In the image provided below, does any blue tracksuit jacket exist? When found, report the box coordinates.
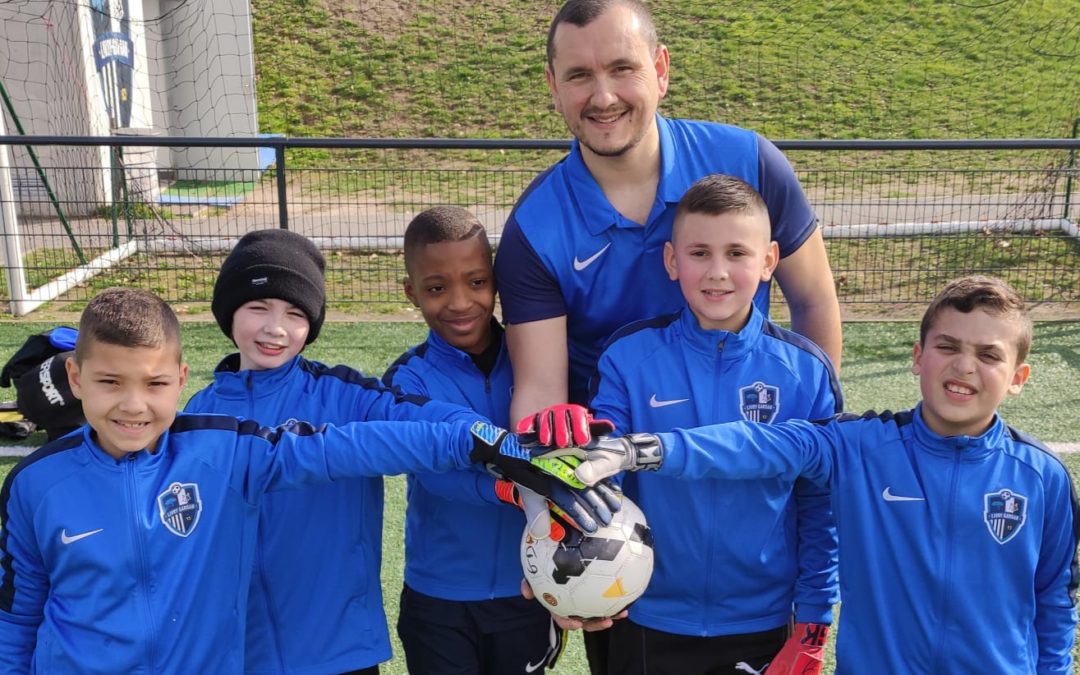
[184,355,478,673]
[383,324,527,600]
[655,406,1080,674]
[590,306,841,635]
[0,414,482,674]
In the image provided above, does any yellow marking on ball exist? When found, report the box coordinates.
[603,578,627,598]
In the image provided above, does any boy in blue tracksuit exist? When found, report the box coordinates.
[183,229,614,674]
[384,206,581,674]
[0,287,559,673]
[587,175,840,675]
[568,275,1080,675]
[183,229,483,674]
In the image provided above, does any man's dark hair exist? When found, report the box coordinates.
[403,206,491,274]
[547,0,657,70]
[920,275,1033,363]
[75,288,181,363]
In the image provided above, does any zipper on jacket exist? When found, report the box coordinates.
[481,366,504,595]
[931,449,963,671]
[127,455,158,669]
[700,343,724,633]
[244,369,288,670]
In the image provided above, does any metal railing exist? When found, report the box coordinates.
[1,135,1078,317]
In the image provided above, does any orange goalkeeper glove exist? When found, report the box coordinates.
[764,622,829,675]
[495,479,578,541]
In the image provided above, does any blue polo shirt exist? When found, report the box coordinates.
[495,114,817,403]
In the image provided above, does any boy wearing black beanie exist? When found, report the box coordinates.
[186,229,489,674]
[211,228,326,346]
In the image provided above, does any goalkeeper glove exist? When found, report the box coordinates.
[534,433,664,486]
[764,622,830,675]
[495,480,577,541]
[516,403,615,448]
[472,422,621,532]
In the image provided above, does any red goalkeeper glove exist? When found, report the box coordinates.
[764,622,830,675]
[495,479,578,541]
[516,403,615,448]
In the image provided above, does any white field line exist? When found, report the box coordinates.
[1,442,1079,458]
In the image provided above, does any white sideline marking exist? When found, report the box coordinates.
[1,442,1079,458]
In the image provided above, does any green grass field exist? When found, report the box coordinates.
[254,0,1079,151]
[0,319,1078,672]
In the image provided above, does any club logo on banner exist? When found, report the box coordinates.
[739,381,779,423]
[157,482,202,537]
[983,488,1027,544]
[90,0,134,128]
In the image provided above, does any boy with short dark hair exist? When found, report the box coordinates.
[385,206,593,673]
[0,287,578,673]
[568,275,1080,674]
[586,174,841,674]
[184,229,614,674]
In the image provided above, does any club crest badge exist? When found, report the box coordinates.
[983,489,1027,544]
[157,482,202,537]
[739,381,780,423]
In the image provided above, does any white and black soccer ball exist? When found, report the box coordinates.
[521,495,654,619]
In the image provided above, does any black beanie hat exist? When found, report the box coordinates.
[212,229,326,344]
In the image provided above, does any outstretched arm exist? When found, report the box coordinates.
[565,419,839,487]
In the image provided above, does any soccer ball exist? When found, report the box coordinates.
[521,496,654,619]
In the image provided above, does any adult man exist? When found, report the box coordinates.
[493,0,844,669]
[495,0,841,416]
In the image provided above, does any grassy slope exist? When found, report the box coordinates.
[252,0,1080,155]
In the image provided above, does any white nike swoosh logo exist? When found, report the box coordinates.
[649,394,689,408]
[573,243,611,271]
[882,487,925,502]
[525,660,545,673]
[61,528,104,545]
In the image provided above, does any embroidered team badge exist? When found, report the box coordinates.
[983,488,1027,544]
[157,482,202,537]
[739,381,780,423]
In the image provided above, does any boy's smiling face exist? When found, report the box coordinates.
[912,306,1030,437]
[404,236,495,355]
[663,208,778,332]
[232,298,311,371]
[66,341,187,460]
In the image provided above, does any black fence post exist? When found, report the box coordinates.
[275,143,288,230]
[1065,117,1078,222]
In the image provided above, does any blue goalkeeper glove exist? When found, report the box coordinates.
[471,422,620,532]
[495,480,579,541]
